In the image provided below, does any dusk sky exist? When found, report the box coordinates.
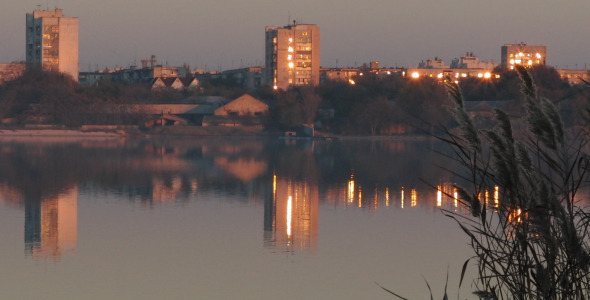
[2,0,589,71]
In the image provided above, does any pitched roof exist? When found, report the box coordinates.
[179,77,198,87]
[150,77,198,89]
[214,94,269,116]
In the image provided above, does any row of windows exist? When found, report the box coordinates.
[44,25,59,33]
[296,54,312,60]
[43,49,58,57]
[27,49,41,56]
[297,46,312,51]
[288,78,311,84]
[42,33,59,41]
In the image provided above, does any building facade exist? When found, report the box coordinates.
[220,67,263,90]
[418,57,448,69]
[265,23,320,90]
[26,9,79,81]
[556,69,590,85]
[450,52,497,69]
[501,43,546,69]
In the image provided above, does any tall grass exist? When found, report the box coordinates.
[438,65,590,299]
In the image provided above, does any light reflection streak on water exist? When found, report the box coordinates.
[437,186,442,207]
[400,187,405,209]
[494,186,500,208]
[286,195,292,239]
[385,187,390,207]
[453,188,458,209]
[347,175,355,203]
[410,189,417,207]
[358,187,362,208]
[191,180,198,193]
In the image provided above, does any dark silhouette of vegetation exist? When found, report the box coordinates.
[268,86,321,129]
[438,65,590,299]
[381,67,590,299]
[1,67,588,136]
[315,75,452,134]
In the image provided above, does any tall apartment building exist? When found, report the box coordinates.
[501,43,546,70]
[26,9,79,81]
[265,23,320,90]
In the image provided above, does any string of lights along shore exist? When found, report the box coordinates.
[0,8,589,87]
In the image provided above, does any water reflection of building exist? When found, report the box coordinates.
[152,176,183,203]
[25,187,78,259]
[264,176,318,252]
[214,157,268,182]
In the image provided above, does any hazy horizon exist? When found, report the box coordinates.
[2,0,589,71]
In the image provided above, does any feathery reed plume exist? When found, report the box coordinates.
[439,66,590,299]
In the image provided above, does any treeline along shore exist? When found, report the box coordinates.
[0,66,588,137]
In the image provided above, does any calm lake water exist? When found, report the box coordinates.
[0,136,475,299]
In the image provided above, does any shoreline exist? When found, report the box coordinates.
[0,127,434,142]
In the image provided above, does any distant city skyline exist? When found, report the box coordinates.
[1,0,590,71]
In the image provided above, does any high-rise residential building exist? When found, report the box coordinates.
[26,9,79,81]
[501,43,546,70]
[265,23,320,90]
